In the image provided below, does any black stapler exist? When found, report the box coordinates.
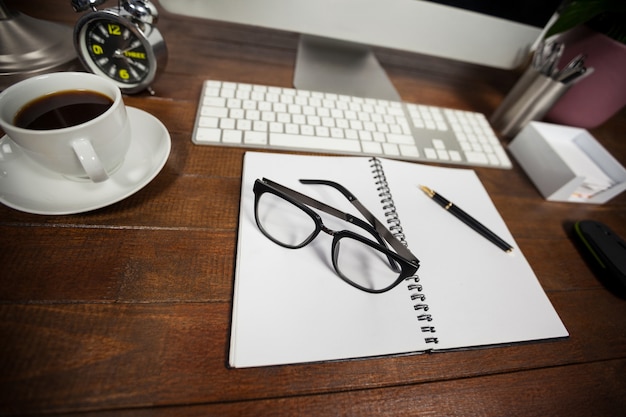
[574,220,626,294]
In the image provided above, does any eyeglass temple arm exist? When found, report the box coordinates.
[300,179,418,263]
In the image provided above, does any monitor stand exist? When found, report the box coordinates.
[293,35,401,102]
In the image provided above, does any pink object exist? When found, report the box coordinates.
[544,25,626,129]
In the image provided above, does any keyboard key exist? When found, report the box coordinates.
[449,150,462,162]
[196,127,221,143]
[227,98,242,108]
[361,141,383,154]
[432,139,446,149]
[270,133,361,152]
[203,97,226,107]
[301,125,315,136]
[399,145,419,157]
[424,148,438,159]
[253,121,268,132]
[220,118,236,129]
[201,106,228,118]
[330,128,344,139]
[382,143,400,156]
[386,134,415,145]
[223,129,242,143]
[285,124,299,134]
[465,152,489,164]
[269,122,283,133]
[358,131,373,141]
[244,131,268,145]
[488,154,501,166]
[237,119,252,131]
[345,129,359,140]
[198,116,219,128]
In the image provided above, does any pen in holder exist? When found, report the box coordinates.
[490,40,593,139]
[490,67,570,139]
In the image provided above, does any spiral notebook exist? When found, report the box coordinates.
[230,152,568,368]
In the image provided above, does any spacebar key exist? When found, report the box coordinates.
[270,133,361,152]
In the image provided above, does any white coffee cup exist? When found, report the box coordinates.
[0,72,131,182]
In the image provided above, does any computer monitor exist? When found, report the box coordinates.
[159,0,562,100]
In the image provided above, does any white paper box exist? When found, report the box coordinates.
[508,121,626,204]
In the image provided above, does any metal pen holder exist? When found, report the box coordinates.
[490,67,571,139]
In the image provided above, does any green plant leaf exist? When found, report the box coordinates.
[545,0,626,40]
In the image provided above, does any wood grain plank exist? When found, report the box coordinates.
[0,229,235,302]
[1,288,625,414]
[55,360,626,417]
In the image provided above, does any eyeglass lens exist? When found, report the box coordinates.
[256,192,317,247]
[333,235,403,291]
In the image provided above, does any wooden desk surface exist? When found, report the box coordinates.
[2,1,626,415]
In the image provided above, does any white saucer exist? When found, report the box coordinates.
[0,107,171,215]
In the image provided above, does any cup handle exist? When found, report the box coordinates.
[71,139,109,182]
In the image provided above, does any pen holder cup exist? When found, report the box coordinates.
[490,67,571,139]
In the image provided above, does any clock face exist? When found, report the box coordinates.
[74,9,167,94]
[82,17,151,86]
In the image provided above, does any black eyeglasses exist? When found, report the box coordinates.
[253,178,420,293]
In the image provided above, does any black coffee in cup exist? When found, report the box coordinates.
[14,90,114,130]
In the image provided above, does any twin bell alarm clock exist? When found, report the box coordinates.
[71,0,167,94]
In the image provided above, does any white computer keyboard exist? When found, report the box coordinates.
[192,80,512,169]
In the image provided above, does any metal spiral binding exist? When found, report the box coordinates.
[406,274,436,342]
[369,157,407,245]
[417,314,433,322]
[369,157,437,345]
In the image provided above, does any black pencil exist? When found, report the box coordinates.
[419,185,514,253]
